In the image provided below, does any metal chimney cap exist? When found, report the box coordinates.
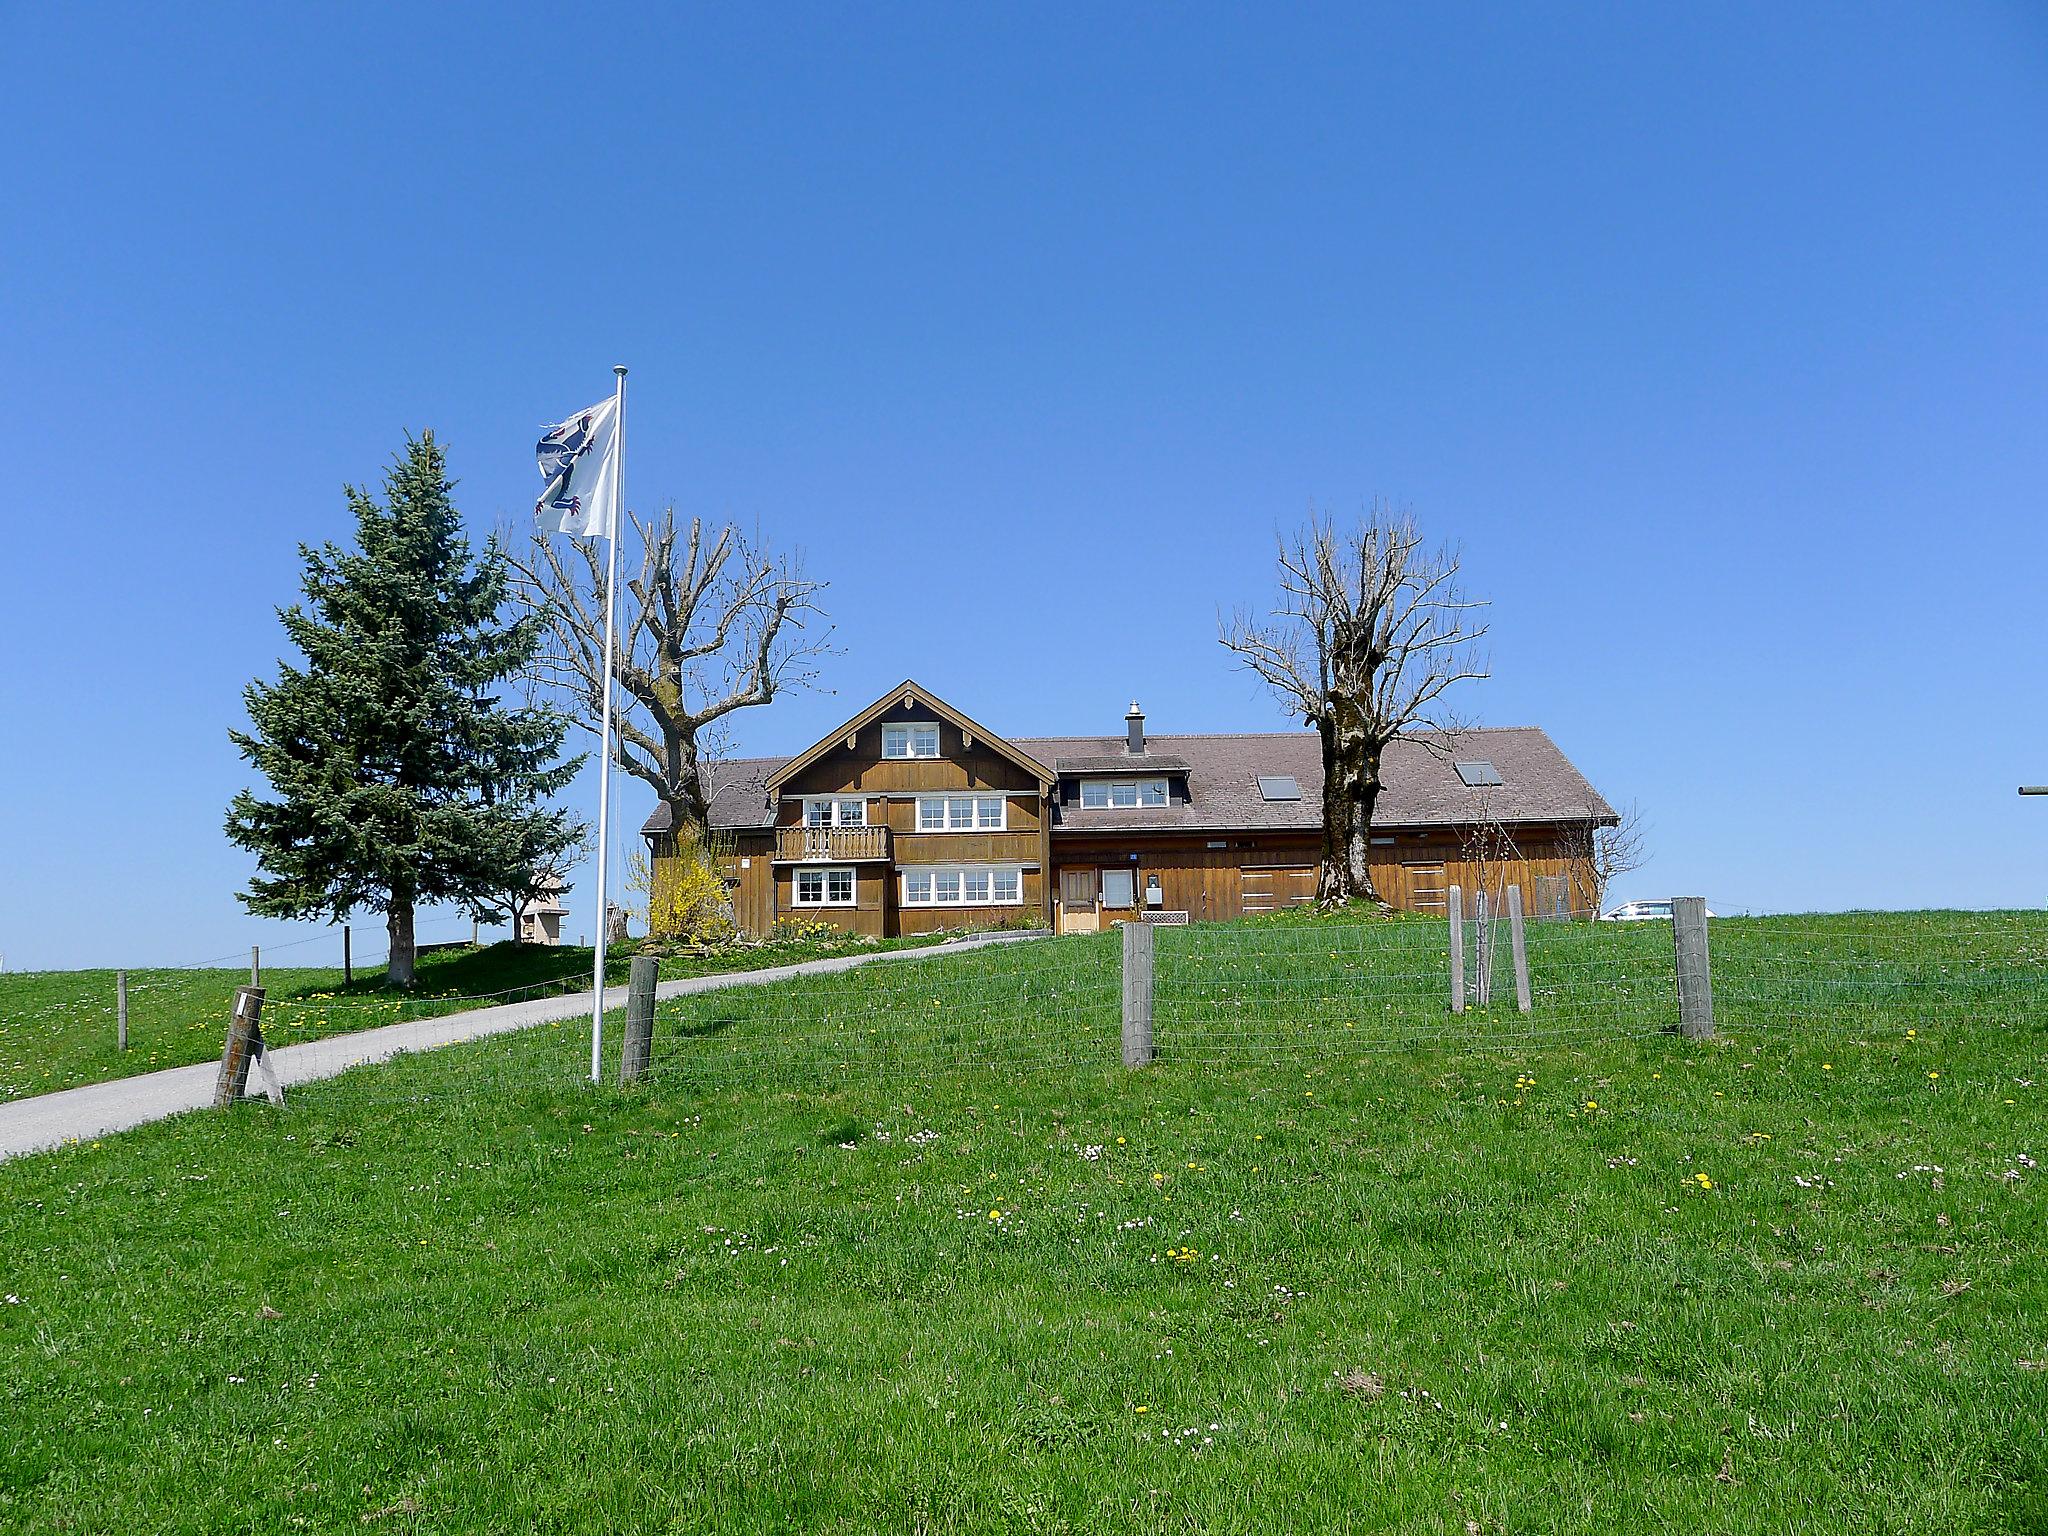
[1126,700,1144,717]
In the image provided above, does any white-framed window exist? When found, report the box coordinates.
[1100,868,1136,908]
[882,722,941,759]
[794,866,856,906]
[802,796,866,827]
[901,865,1025,907]
[1079,778,1169,809]
[914,794,1006,831]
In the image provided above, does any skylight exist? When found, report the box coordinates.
[1454,760,1504,787]
[1256,775,1301,801]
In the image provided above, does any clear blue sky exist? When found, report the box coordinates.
[3,3,2045,971]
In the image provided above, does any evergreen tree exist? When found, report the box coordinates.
[227,434,585,984]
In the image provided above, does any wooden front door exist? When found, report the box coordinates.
[1058,868,1099,934]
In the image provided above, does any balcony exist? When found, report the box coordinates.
[774,824,892,863]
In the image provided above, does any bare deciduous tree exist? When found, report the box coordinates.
[516,508,831,847]
[1562,800,1647,918]
[1222,509,1488,907]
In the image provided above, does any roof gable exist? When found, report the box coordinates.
[763,680,1054,793]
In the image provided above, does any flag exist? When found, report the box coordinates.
[534,395,620,539]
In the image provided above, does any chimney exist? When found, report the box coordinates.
[1125,700,1145,755]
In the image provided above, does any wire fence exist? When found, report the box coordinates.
[20,907,2039,1122]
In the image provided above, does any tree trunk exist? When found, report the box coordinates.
[661,731,713,849]
[386,898,417,986]
[1317,706,1386,908]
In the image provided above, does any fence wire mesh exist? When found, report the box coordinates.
[12,910,2042,1125]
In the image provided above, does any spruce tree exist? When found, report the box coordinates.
[227,433,584,984]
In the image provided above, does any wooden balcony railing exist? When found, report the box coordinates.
[775,824,891,863]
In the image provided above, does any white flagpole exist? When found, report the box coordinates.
[589,364,627,1083]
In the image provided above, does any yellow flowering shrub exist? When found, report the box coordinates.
[630,833,736,947]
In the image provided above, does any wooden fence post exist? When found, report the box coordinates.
[1447,885,1466,1014]
[1672,896,1715,1040]
[250,946,260,987]
[1121,920,1155,1067]
[1506,884,1532,1014]
[214,986,267,1108]
[117,969,129,1051]
[1474,889,1493,1009]
[619,954,658,1084]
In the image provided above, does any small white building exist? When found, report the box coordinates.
[519,876,570,946]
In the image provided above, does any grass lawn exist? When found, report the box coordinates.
[0,930,996,1104]
[0,910,2043,1532]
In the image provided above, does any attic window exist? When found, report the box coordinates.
[1455,760,1504,787]
[1256,775,1301,801]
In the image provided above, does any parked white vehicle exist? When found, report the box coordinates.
[1601,899,1717,922]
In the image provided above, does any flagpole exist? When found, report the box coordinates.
[589,364,627,1083]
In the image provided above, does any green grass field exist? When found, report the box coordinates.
[1,910,2043,1533]
[0,931,976,1103]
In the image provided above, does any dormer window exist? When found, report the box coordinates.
[1080,777,1169,809]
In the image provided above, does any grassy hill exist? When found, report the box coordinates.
[0,930,970,1102]
[0,910,2042,1532]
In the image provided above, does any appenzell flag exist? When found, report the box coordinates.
[534,396,619,539]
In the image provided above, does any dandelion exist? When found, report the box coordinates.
[988,1210,1003,1222]
[1691,1173,1714,1190]
[1584,1100,1598,1111]
[1822,1063,1832,1070]
[1134,1405,1149,1414]
[1928,1072,1939,1081]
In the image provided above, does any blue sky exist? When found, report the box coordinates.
[3,3,2045,971]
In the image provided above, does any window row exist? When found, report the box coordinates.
[803,797,867,827]
[1079,777,1168,808]
[800,794,1008,830]
[916,794,1005,831]
[902,866,1023,907]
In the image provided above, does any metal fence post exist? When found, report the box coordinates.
[619,954,658,1084]
[1672,896,1715,1040]
[1506,884,1532,1013]
[1121,920,1155,1067]
[1447,885,1465,1014]
[251,946,261,987]
[214,986,266,1108]
[117,969,129,1051]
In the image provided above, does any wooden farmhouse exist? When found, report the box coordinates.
[641,680,1618,938]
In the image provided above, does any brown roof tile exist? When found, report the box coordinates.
[642,726,1613,837]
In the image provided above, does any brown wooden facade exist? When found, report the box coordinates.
[676,682,1607,939]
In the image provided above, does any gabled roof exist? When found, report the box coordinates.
[762,679,1053,793]
[643,724,1615,837]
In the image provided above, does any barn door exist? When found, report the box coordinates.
[1403,861,1448,914]
[1058,868,1099,934]
[1241,864,1315,912]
